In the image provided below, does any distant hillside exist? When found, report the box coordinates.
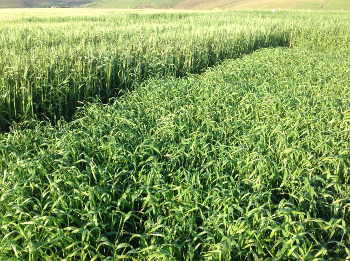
[0,0,349,10]
[0,0,95,8]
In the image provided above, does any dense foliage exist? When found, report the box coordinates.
[1,47,350,259]
[1,9,350,260]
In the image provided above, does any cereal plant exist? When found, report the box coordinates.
[0,9,350,260]
[1,47,350,259]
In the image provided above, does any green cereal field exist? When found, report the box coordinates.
[0,8,350,260]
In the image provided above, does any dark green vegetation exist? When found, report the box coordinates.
[1,47,350,260]
[1,9,350,260]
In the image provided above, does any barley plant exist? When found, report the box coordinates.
[1,45,350,259]
[1,8,350,261]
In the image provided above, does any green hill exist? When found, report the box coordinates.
[0,0,95,8]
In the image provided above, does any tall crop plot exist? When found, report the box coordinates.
[1,10,350,132]
[0,9,293,131]
[1,47,350,260]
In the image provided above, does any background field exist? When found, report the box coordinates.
[85,0,183,9]
[1,8,350,261]
[1,0,350,10]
